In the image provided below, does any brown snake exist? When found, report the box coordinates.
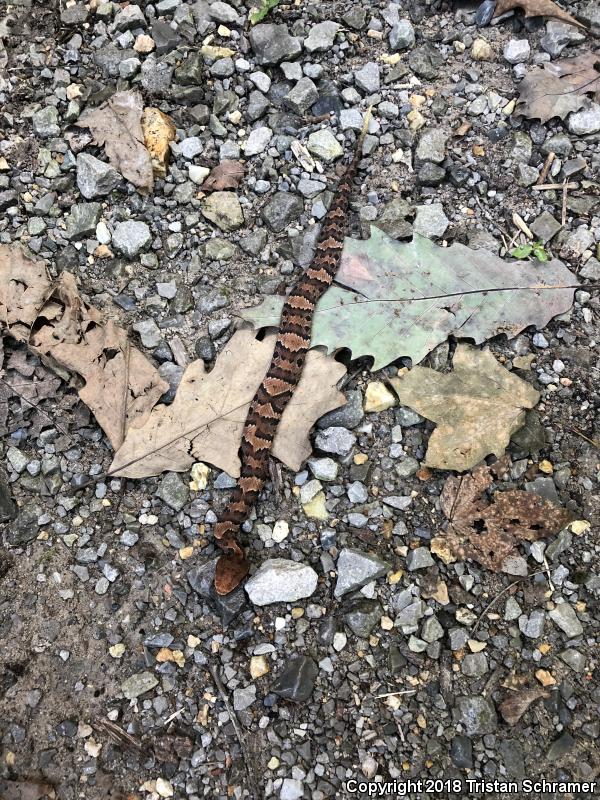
[213,109,371,595]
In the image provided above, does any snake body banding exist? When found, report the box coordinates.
[213,110,371,595]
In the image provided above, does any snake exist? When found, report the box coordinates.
[213,109,371,595]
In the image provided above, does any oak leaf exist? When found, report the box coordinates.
[434,463,573,573]
[76,90,154,192]
[499,687,549,725]
[242,227,578,370]
[391,345,540,471]
[0,244,167,449]
[517,49,600,123]
[494,0,587,29]
[202,160,245,191]
[0,779,55,800]
[110,328,347,479]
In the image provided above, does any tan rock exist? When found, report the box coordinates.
[407,109,426,131]
[430,536,456,564]
[472,38,492,61]
[468,639,487,653]
[190,462,210,490]
[535,669,556,687]
[430,580,449,605]
[250,655,270,679]
[303,491,327,519]
[134,34,155,54]
[364,381,396,413]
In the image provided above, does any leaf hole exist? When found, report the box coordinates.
[472,518,487,533]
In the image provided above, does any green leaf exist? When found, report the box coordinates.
[510,244,533,259]
[532,245,549,263]
[241,226,578,370]
[249,0,282,24]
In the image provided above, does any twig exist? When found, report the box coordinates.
[569,426,600,449]
[532,182,578,192]
[470,570,546,634]
[537,152,555,185]
[395,719,406,743]
[338,363,363,390]
[376,689,417,698]
[163,708,185,726]
[561,179,569,227]
[94,718,145,754]
[473,195,510,247]
[209,663,262,800]
[543,556,555,593]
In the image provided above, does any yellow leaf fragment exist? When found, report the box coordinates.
[142,107,176,179]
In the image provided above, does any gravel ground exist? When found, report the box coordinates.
[0,0,599,799]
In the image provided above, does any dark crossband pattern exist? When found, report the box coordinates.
[213,116,369,595]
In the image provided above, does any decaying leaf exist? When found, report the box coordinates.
[494,0,587,29]
[141,107,176,179]
[110,328,347,479]
[2,348,62,409]
[202,160,245,191]
[391,345,540,471]
[517,49,600,123]
[242,227,578,370]
[499,687,549,725]
[0,779,55,800]
[76,90,154,192]
[151,733,194,762]
[0,244,167,449]
[291,140,316,172]
[435,462,573,573]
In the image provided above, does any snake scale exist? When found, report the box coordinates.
[213,109,371,595]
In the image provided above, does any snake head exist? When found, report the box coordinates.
[214,530,249,594]
[215,552,249,595]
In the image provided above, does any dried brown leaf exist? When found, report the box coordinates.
[499,687,548,725]
[0,779,55,800]
[76,90,154,192]
[0,245,167,449]
[517,49,600,123]
[110,328,347,479]
[439,464,492,519]
[152,734,194,762]
[392,345,540,472]
[494,0,587,28]
[202,160,245,191]
[0,244,51,333]
[64,129,93,154]
[6,346,35,377]
[141,107,176,179]
[440,463,573,573]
